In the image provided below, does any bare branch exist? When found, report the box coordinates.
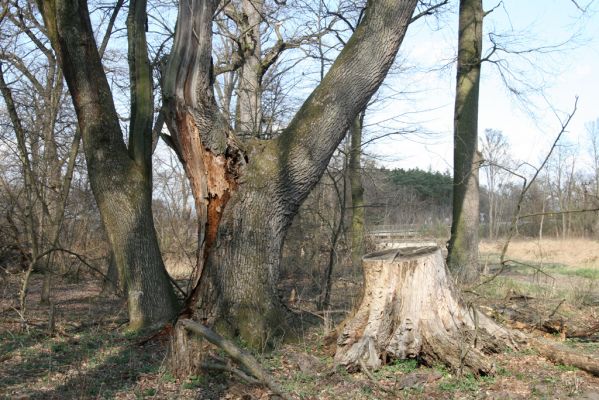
[410,0,449,23]
[98,0,125,59]
[519,207,599,219]
[473,97,578,289]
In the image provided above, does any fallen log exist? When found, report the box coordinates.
[531,337,599,376]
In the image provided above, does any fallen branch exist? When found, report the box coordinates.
[568,322,599,339]
[200,361,260,385]
[359,359,395,395]
[531,337,599,376]
[179,319,292,400]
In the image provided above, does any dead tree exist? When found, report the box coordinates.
[335,246,521,375]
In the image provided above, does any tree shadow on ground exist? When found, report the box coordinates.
[2,325,239,399]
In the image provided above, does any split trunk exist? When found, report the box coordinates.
[164,0,419,348]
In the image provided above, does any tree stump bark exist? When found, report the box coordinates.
[335,246,521,375]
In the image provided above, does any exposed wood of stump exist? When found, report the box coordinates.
[335,246,522,375]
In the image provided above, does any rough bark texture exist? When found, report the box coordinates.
[191,141,288,349]
[447,0,483,284]
[38,0,178,329]
[162,0,245,317]
[335,246,521,375]
[349,113,365,274]
[164,0,418,347]
[234,0,264,137]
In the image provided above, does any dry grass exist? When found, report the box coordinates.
[478,238,599,306]
[480,238,599,270]
[164,257,195,280]
[3,244,599,399]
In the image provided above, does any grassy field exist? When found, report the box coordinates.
[2,238,599,399]
[478,238,599,305]
[480,238,599,276]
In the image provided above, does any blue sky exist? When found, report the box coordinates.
[368,0,599,175]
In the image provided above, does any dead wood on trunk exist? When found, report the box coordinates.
[335,246,522,375]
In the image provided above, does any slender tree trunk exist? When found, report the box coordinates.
[349,113,365,275]
[488,185,494,240]
[539,199,545,241]
[447,0,483,284]
[41,73,76,304]
[41,128,79,304]
[0,64,40,315]
[235,0,264,137]
[319,165,348,311]
[38,0,178,329]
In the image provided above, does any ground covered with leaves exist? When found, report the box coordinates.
[3,240,599,399]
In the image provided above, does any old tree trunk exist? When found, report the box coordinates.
[163,0,419,348]
[38,0,179,329]
[335,246,519,374]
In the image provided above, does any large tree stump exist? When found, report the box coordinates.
[335,246,521,375]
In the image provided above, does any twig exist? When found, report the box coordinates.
[168,275,187,297]
[547,298,565,320]
[472,97,578,289]
[503,259,555,281]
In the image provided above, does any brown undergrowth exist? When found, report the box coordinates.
[2,240,599,399]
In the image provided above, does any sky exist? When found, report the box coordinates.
[366,0,599,177]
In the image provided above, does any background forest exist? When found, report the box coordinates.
[2,0,599,398]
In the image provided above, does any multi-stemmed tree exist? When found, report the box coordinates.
[162,0,419,346]
[37,0,179,330]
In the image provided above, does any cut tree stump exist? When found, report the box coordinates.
[335,246,522,375]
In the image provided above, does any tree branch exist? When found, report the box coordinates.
[180,319,292,400]
[473,97,578,289]
[410,0,449,23]
[127,0,154,174]
[519,207,599,219]
[98,0,125,59]
[275,0,418,210]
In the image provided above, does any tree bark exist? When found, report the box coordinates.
[234,0,264,137]
[447,0,483,284]
[349,113,365,275]
[164,0,419,347]
[38,0,178,330]
[335,246,520,375]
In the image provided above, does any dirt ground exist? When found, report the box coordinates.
[2,239,599,399]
